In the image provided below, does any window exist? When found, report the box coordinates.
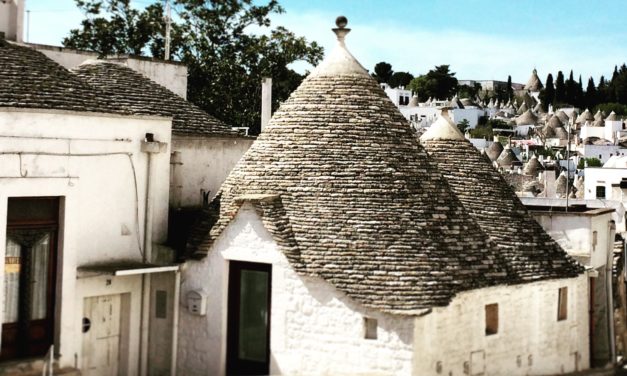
[596,186,606,199]
[558,287,568,321]
[485,303,498,335]
[364,317,377,340]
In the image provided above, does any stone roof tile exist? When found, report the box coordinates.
[193,20,513,313]
[0,40,120,114]
[72,60,240,137]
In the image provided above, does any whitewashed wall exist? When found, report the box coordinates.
[170,136,253,207]
[0,0,23,42]
[0,108,172,372]
[532,211,613,269]
[413,275,590,375]
[178,203,415,376]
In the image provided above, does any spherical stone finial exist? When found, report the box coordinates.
[336,16,348,29]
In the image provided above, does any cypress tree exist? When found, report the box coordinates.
[577,75,584,108]
[565,70,576,105]
[585,77,597,109]
[555,71,566,104]
[506,75,513,100]
[543,73,555,109]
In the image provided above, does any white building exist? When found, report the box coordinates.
[0,39,178,375]
[380,83,411,106]
[177,19,589,376]
[584,156,627,233]
[527,204,617,367]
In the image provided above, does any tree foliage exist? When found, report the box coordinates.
[408,65,458,101]
[457,119,470,134]
[388,71,414,88]
[372,62,393,84]
[63,0,324,135]
[540,73,554,111]
[555,71,565,104]
[506,75,514,100]
[457,83,481,99]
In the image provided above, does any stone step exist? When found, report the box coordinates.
[0,358,81,376]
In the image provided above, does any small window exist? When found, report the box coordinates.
[364,317,377,340]
[558,287,568,321]
[596,186,606,198]
[485,303,498,335]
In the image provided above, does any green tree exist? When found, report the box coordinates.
[408,65,458,101]
[388,71,414,88]
[458,83,481,99]
[506,75,514,100]
[63,0,324,135]
[372,62,393,84]
[614,64,627,104]
[595,102,627,116]
[577,157,602,169]
[457,119,470,134]
[585,77,597,109]
[598,76,608,103]
[565,70,576,105]
[540,73,554,110]
[555,71,566,104]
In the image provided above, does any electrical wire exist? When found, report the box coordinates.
[0,150,145,259]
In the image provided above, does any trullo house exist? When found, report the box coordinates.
[177,17,588,376]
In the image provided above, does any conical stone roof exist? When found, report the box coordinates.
[408,95,419,107]
[547,115,563,128]
[594,110,604,121]
[486,142,504,161]
[201,18,511,313]
[556,110,569,124]
[421,115,582,282]
[523,154,545,175]
[576,108,594,123]
[496,144,520,167]
[607,111,619,121]
[525,68,543,91]
[517,102,528,115]
[516,109,538,125]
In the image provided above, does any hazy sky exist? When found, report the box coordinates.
[24,0,627,84]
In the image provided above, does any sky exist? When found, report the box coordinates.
[22,0,627,84]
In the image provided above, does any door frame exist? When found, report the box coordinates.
[1,197,59,361]
[226,261,272,375]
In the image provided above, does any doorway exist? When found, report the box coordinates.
[227,261,271,375]
[81,293,130,376]
[1,197,59,360]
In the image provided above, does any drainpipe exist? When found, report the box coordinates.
[261,77,272,132]
[607,220,616,364]
[139,133,167,376]
[170,269,181,376]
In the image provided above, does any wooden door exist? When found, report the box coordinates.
[227,261,272,375]
[82,295,122,376]
[1,197,58,360]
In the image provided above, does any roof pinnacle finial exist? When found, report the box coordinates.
[333,16,350,44]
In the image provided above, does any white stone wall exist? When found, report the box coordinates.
[0,108,172,371]
[413,275,590,375]
[178,203,415,376]
[0,0,23,42]
[578,144,627,164]
[170,136,254,207]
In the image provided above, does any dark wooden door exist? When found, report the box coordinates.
[227,261,271,375]
[1,197,58,360]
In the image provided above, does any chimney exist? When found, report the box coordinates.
[261,77,272,132]
[0,0,25,42]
